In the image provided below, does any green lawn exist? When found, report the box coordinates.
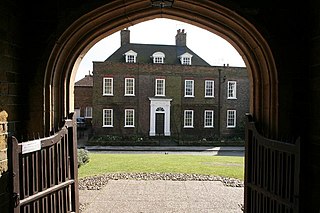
[78,153,244,180]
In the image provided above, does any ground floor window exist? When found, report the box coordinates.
[184,110,194,128]
[204,110,214,128]
[85,106,92,118]
[103,109,113,127]
[227,110,236,128]
[125,109,135,127]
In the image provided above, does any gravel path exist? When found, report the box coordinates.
[79,173,244,212]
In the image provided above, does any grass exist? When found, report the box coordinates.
[78,153,244,180]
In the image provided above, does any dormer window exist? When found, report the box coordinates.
[152,52,165,64]
[179,52,193,65]
[124,50,137,63]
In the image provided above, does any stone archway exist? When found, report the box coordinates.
[44,0,277,137]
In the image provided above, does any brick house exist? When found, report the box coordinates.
[91,29,249,141]
[74,74,93,127]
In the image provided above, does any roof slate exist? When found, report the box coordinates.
[75,75,93,87]
[105,43,210,66]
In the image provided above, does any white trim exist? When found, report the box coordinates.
[124,109,135,127]
[184,110,194,128]
[204,110,214,128]
[184,80,194,97]
[103,77,113,96]
[124,77,135,96]
[205,80,215,98]
[149,98,172,136]
[124,50,137,63]
[155,78,165,96]
[227,110,236,128]
[227,81,237,99]
[102,109,113,127]
[152,52,165,64]
[179,52,193,65]
[85,106,92,118]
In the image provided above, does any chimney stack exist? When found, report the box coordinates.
[175,29,187,46]
[121,28,130,46]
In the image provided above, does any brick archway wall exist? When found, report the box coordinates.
[44,0,278,136]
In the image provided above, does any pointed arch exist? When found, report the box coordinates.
[44,0,277,136]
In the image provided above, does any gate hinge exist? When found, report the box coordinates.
[13,192,20,207]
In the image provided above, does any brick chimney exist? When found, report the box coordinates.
[121,28,130,46]
[175,29,187,46]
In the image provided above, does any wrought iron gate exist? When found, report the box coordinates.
[9,114,79,213]
[245,114,300,213]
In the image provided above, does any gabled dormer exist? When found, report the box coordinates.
[152,52,165,64]
[179,52,193,65]
[124,50,137,63]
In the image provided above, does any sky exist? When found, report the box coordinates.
[75,18,245,82]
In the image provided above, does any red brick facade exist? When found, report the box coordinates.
[92,61,249,140]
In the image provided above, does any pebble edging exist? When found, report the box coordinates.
[78,172,244,190]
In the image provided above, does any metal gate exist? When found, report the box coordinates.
[9,114,79,212]
[245,114,300,213]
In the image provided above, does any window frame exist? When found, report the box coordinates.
[153,57,164,64]
[184,110,194,128]
[227,110,236,128]
[125,77,135,96]
[85,106,92,118]
[204,110,214,128]
[155,78,165,96]
[205,80,215,98]
[125,109,135,127]
[227,81,237,99]
[103,77,113,96]
[102,109,113,127]
[181,57,191,65]
[184,79,194,97]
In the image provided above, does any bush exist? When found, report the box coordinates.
[77,148,90,168]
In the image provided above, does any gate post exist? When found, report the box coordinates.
[67,113,79,212]
[0,110,9,212]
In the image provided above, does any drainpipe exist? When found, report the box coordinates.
[217,68,226,140]
[217,69,221,140]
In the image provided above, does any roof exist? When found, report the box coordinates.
[105,43,211,66]
[75,75,93,87]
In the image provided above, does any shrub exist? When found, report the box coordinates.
[77,148,90,168]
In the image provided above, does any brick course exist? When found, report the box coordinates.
[92,62,249,140]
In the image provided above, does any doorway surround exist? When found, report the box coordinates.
[149,97,172,136]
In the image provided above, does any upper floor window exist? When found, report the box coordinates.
[185,80,194,97]
[152,52,165,64]
[227,110,236,128]
[204,110,214,128]
[184,110,194,128]
[85,107,92,118]
[227,81,237,99]
[124,50,137,63]
[125,109,135,127]
[125,78,135,96]
[179,52,193,65]
[103,77,113,96]
[103,109,113,127]
[205,80,214,97]
[155,78,165,96]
